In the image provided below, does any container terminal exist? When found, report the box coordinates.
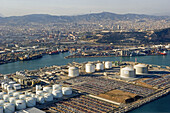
[0,61,170,113]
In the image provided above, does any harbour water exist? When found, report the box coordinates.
[0,52,170,112]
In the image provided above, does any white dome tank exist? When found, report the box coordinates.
[36,85,42,91]
[13,92,21,98]
[0,92,5,98]
[3,103,15,113]
[52,90,63,98]
[9,97,16,104]
[43,87,52,93]
[44,93,53,102]
[3,84,8,90]
[120,66,136,78]
[13,84,21,90]
[26,97,36,107]
[1,82,5,89]
[9,81,16,86]
[53,84,62,91]
[36,90,44,96]
[96,63,104,71]
[85,63,95,73]
[3,95,9,102]
[31,93,36,98]
[36,96,45,104]
[68,67,79,77]
[15,100,26,110]
[105,61,112,69]
[0,100,4,106]
[19,94,26,100]
[8,90,15,97]
[62,87,72,95]
[0,106,3,113]
[134,64,148,74]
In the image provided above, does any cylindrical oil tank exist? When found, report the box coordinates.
[85,63,95,73]
[43,87,52,93]
[26,97,36,107]
[4,84,9,90]
[3,95,9,102]
[96,63,104,71]
[19,94,26,100]
[36,96,45,104]
[52,90,63,98]
[120,66,136,78]
[3,103,15,113]
[0,106,3,113]
[105,61,112,69]
[9,81,16,87]
[15,100,26,110]
[62,87,72,95]
[4,75,8,79]
[52,84,62,91]
[134,64,148,74]
[31,93,36,98]
[0,100,4,106]
[13,84,21,90]
[13,92,21,98]
[68,67,79,77]
[44,93,53,102]
[0,92,5,98]
[36,90,44,96]
[1,82,5,89]
[36,85,42,91]
[9,97,16,104]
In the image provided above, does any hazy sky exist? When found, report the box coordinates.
[0,0,169,17]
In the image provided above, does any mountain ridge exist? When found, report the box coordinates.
[0,12,169,25]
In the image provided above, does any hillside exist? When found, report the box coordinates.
[0,12,169,25]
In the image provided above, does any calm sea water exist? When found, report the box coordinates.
[0,52,169,112]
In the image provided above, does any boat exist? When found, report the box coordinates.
[158,51,167,55]
[48,50,59,55]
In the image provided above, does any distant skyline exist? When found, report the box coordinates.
[0,0,170,17]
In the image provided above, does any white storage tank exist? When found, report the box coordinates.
[1,82,5,89]
[36,96,45,104]
[134,64,148,74]
[13,84,21,90]
[85,63,95,73]
[26,97,36,107]
[44,93,53,102]
[36,90,44,96]
[15,100,26,110]
[52,90,63,98]
[62,87,72,95]
[53,84,62,91]
[0,100,4,106]
[3,94,9,102]
[68,67,79,77]
[120,66,136,78]
[3,103,15,113]
[36,85,42,91]
[96,63,104,71]
[13,92,21,98]
[105,61,112,69]
[4,84,9,90]
[9,97,16,104]
[0,106,3,113]
[0,92,5,98]
[43,87,52,93]
[19,94,26,100]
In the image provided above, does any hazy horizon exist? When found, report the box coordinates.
[0,0,170,17]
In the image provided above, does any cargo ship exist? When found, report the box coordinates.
[48,50,59,55]
[158,51,167,55]
[19,54,43,61]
